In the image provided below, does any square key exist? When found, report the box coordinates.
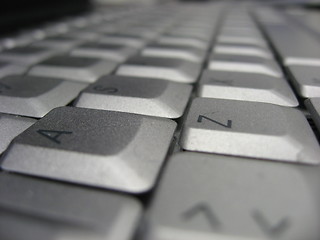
[181,98,320,164]
[0,75,86,117]
[28,55,118,83]
[1,107,176,193]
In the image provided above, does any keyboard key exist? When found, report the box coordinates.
[208,54,283,77]
[71,42,138,62]
[145,152,320,240]
[32,36,84,50]
[99,33,146,48]
[0,114,36,154]
[75,76,192,118]
[1,107,176,193]
[305,98,320,131]
[256,8,320,66]
[0,46,57,66]
[116,56,201,83]
[29,55,117,83]
[198,70,298,107]
[0,75,86,117]
[141,44,206,63]
[156,36,209,49]
[217,34,268,47]
[213,43,273,59]
[0,173,141,240]
[0,61,26,78]
[181,98,320,164]
[288,65,320,98]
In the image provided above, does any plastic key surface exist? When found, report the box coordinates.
[116,56,201,83]
[29,55,117,83]
[0,114,36,154]
[145,152,320,240]
[1,107,176,193]
[0,75,86,117]
[0,173,141,240]
[71,42,138,62]
[181,98,320,164]
[0,46,57,66]
[75,76,192,118]
[198,70,298,107]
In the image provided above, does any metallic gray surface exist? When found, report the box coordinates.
[0,173,141,240]
[198,70,298,107]
[2,107,177,193]
[75,76,192,118]
[29,55,118,83]
[181,98,320,164]
[145,152,320,240]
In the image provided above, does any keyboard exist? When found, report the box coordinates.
[0,1,320,240]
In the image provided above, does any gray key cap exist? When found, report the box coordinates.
[156,36,209,50]
[1,107,176,193]
[256,8,320,66]
[181,98,320,164]
[0,61,26,78]
[305,98,320,131]
[213,43,273,59]
[71,42,138,62]
[0,173,141,240]
[141,44,206,63]
[116,56,201,83]
[0,75,86,117]
[288,65,320,98]
[29,55,117,83]
[99,33,146,48]
[145,152,320,240]
[198,70,298,107]
[0,114,36,154]
[75,76,192,118]
[208,54,283,78]
[0,46,57,66]
[32,36,84,50]
[217,34,268,47]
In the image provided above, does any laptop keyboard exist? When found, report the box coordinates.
[1,2,320,240]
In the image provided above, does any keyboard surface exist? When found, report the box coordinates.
[0,1,320,240]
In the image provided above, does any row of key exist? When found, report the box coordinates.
[0,2,320,240]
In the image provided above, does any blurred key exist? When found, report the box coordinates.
[0,173,141,240]
[32,36,84,50]
[145,152,320,240]
[75,76,192,118]
[181,98,320,164]
[117,56,201,83]
[0,61,26,78]
[0,75,86,117]
[29,55,117,83]
[71,42,138,62]
[0,46,57,66]
[288,65,320,98]
[156,36,209,50]
[0,114,36,154]
[213,43,273,59]
[1,107,176,193]
[208,54,283,77]
[198,70,298,107]
[141,44,206,63]
[99,33,146,48]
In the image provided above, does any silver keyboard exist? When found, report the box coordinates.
[1,2,320,240]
